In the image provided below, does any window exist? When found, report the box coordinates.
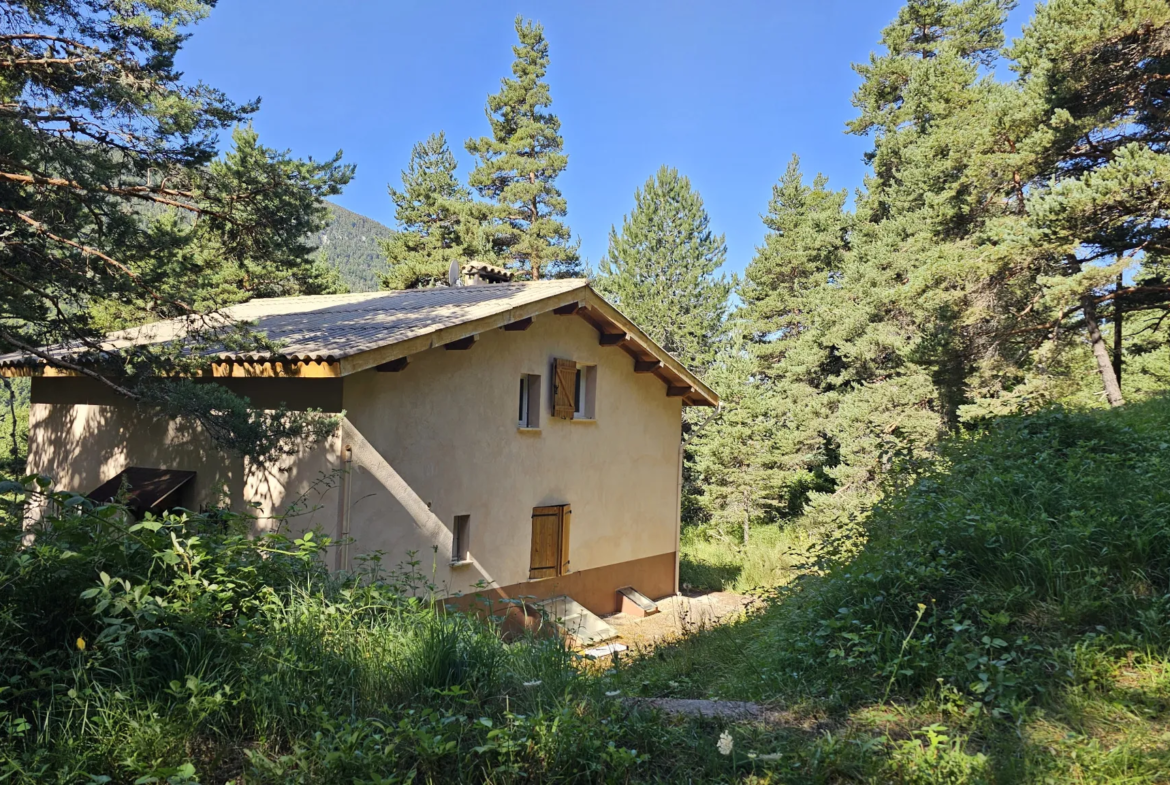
[518,374,541,428]
[529,504,571,579]
[552,359,596,420]
[553,358,576,419]
[574,365,597,420]
[452,514,471,564]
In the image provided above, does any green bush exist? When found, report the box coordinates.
[725,397,1170,715]
[0,481,661,783]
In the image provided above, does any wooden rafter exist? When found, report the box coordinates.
[376,357,409,372]
[443,335,478,351]
[502,317,533,331]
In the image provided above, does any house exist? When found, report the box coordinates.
[0,276,718,615]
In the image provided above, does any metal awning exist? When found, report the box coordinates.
[87,467,196,516]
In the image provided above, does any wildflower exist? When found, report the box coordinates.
[522,680,542,687]
[75,637,86,652]
[605,690,621,697]
[717,731,733,756]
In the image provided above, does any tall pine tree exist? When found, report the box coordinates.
[594,166,731,371]
[688,158,848,535]
[741,155,850,369]
[466,17,580,280]
[996,0,1170,408]
[0,0,352,459]
[380,132,479,289]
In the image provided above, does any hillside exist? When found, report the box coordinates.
[311,201,393,292]
[626,396,1170,781]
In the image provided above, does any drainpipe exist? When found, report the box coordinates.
[337,444,353,571]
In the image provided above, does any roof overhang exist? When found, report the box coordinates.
[334,285,717,406]
[0,282,719,406]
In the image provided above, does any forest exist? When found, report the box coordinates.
[2,0,1170,782]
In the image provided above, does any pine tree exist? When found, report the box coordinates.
[685,328,834,538]
[0,0,352,460]
[380,132,479,289]
[998,0,1170,407]
[466,17,580,280]
[741,156,850,369]
[730,0,1016,524]
[689,157,850,529]
[594,166,731,371]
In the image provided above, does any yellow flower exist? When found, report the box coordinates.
[75,637,86,651]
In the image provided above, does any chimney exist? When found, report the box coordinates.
[462,261,514,286]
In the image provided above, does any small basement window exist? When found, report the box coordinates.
[452,514,471,564]
[574,365,597,420]
[518,374,541,428]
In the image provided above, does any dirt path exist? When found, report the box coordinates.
[600,590,755,651]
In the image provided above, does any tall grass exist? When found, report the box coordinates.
[679,523,817,593]
[622,397,1170,782]
[660,399,1170,710]
[0,486,673,783]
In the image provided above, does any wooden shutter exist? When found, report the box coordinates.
[530,504,571,579]
[553,359,576,419]
[558,504,571,575]
[530,506,562,579]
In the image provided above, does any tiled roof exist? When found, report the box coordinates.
[0,280,588,367]
[0,278,720,405]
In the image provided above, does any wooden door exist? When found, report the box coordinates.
[530,506,562,579]
[529,504,572,579]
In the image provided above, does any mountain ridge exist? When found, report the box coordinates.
[312,201,393,292]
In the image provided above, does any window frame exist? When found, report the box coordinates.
[518,373,542,429]
[573,364,597,420]
[451,514,471,565]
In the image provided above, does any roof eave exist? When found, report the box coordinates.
[336,281,591,376]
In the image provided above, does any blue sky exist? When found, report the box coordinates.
[177,1,1036,278]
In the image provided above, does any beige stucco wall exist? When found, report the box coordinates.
[339,310,684,597]
[25,389,344,537]
[23,310,684,602]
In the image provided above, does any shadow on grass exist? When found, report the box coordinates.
[678,552,742,593]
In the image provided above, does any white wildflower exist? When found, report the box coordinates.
[717,731,733,756]
[522,680,542,687]
[605,690,621,697]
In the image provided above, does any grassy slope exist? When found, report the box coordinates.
[625,396,1170,782]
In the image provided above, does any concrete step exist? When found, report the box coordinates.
[617,586,659,618]
[534,595,618,647]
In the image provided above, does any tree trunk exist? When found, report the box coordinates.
[1083,295,1125,407]
[741,491,750,548]
[1112,274,1123,386]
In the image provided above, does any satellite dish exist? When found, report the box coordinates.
[447,259,461,287]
